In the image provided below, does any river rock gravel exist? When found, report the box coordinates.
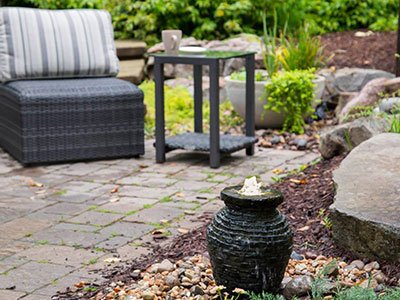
[83,254,391,300]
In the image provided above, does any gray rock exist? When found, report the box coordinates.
[190,285,205,296]
[142,291,155,300]
[364,261,380,272]
[295,138,308,150]
[130,269,141,279]
[349,260,365,270]
[157,259,175,273]
[165,274,180,287]
[271,135,281,145]
[290,251,304,260]
[318,68,394,105]
[319,116,390,159]
[333,68,394,93]
[330,133,400,262]
[283,275,313,299]
[379,97,400,114]
[280,276,292,290]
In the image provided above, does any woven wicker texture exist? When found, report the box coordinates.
[165,132,257,154]
[0,78,144,164]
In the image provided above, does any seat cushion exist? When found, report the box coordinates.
[0,78,144,164]
[0,7,119,82]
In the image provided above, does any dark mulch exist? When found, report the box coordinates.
[60,154,399,299]
[321,30,397,73]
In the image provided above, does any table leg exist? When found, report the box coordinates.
[245,54,255,156]
[155,61,166,163]
[194,65,203,133]
[209,60,220,168]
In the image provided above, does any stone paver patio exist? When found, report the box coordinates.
[0,140,319,299]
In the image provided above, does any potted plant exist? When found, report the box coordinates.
[225,20,326,130]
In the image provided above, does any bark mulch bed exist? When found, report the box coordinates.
[321,30,397,73]
[57,155,400,299]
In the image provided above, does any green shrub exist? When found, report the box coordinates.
[139,80,243,137]
[1,0,33,6]
[264,69,316,134]
[28,0,398,43]
[27,0,104,9]
[307,0,398,34]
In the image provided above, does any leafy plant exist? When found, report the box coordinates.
[381,287,400,300]
[389,114,400,134]
[230,70,268,82]
[278,25,326,71]
[140,81,243,137]
[334,286,375,300]
[28,0,105,9]
[247,291,285,300]
[306,0,398,34]
[342,105,375,123]
[261,11,283,78]
[264,69,315,133]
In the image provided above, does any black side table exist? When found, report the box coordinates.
[150,50,257,168]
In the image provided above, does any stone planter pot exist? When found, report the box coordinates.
[225,72,326,129]
[206,186,293,293]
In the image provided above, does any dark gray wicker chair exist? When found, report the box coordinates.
[0,8,145,165]
[0,78,144,165]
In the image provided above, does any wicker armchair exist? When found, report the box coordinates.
[0,8,144,165]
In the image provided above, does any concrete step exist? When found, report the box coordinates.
[115,40,147,60]
[117,59,145,85]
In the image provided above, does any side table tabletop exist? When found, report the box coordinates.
[149,50,257,168]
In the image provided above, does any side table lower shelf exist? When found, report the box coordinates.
[163,132,257,154]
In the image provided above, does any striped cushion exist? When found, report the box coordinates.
[0,7,119,82]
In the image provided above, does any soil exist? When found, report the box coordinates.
[321,30,397,73]
[58,155,400,299]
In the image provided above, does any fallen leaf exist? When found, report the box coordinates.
[175,192,185,198]
[110,186,119,194]
[139,164,148,169]
[35,190,47,194]
[184,210,195,215]
[160,219,169,224]
[272,169,285,175]
[109,197,120,203]
[103,257,121,264]
[289,179,308,185]
[74,281,86,288]
[27,179,44,188]
[178,228,189,234]
[298,226,310,231]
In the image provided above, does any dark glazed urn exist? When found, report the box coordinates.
[206,186,293,293]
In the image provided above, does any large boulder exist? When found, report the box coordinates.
[319,116,390,159]
[333,68,394,93]
[318,68,394,104]
[330,133,400,262]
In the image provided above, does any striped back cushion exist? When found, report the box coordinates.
[0,8,119,82]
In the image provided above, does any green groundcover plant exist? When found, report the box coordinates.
[139,81,243,137]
